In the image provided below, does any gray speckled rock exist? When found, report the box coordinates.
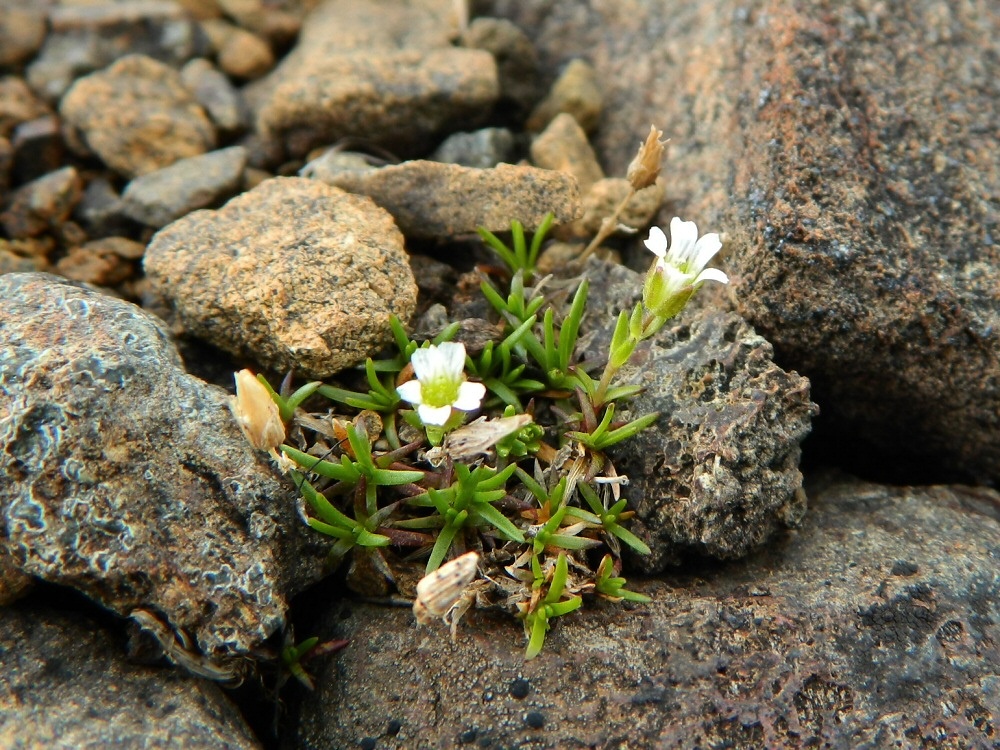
[579,258,815,572]
[0,604,260,749]
[318,161,580,239]
[0,273,328,658]
[60,54,217,179]
[291,473,1000,749]
[121,146,248,228]
[430,128,516,169]
[143,177,417,379]
[181,58,248,134]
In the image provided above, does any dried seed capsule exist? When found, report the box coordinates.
[413,551,480,626]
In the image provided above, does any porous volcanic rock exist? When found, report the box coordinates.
[0,273,328,658]
[143,177,417,379]
[579,258,815,571]
[290,473,1000,749]
[0,604,261,749]
[317,161,580,239]
[482,0,1000,484]
[60,54,217,179]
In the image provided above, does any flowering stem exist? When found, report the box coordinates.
[578,188,636,262]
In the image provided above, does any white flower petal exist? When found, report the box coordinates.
[396,379,424,405]
[657,263,692,296]
[408,347,435,381]
[453,381,486,411]
[418,403,453,426]
[643,225,668,258]
[668,217,699,262]
[692,233,723,271]
[694,267,730,286]
[437,341,468,379]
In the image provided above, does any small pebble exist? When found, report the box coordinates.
[358,737,377,750]
[508,677,530,699]
[524,711,545,729]
[458,728,477,744]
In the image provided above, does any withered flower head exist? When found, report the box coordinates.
[626,124,667,191]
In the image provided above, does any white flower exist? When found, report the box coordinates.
[642,217,729,320]
[396,342,486,426]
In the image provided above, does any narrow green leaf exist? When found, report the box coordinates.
[354,529,391,547]
[547,553,570,602]
[546,595,583,617]
[558,279,588,370]
[528,212,554,269]
[426,524,461,573]
[474,503,526,543]
[609,523,653,556]
[525,613,548,660]
[370,467,426,486]
[305,518,353,540]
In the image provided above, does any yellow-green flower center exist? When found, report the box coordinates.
[421,378,460,408]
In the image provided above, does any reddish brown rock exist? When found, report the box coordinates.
[485,0,1000,484]
[0,77,50,140]
[530,112,604,193]
[0,7,46,68]
[60,55,217,179]
[0,166,82,239]
[144,177,417,379]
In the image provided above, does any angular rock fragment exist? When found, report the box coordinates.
[317,161,580,239]
[181,58,248,134]
[578,259,815,571]
[256,48,499,159]
[60,54,217,179]
[144,177,417,379]
[530,112,604,192]
[430,128,516,169]
[526,58,603,133]
[0,273,328,657]
[121,146,247,228]
[0,6,46,68]
[291,474,1000,749]
[0,605,260,749]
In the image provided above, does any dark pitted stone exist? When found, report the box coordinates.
[290,473,1000,749]
[317,160,580,240]
[60,54,217,179]
[579,258,815,571]
[26,0,208,102]
[0,273,328,657]
[482,0,1000,484]
[143,177,417,379]
[0,604,260,749]
[121,146,248,228]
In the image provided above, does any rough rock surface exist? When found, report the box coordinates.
[257,48,499,159]
[60,54,217,179]
[121,145,248,227]
[0,273,328,658]
[317,161,580,239]
[430,128,517,169]
[577,259,815,571]
[291,473,1000,749]
[0,77,50,140]
[530,112,604,193]
[483,0,1000,484]
[144,177,417,379]
[0,6,46,68]
[0,604,261,749]
[244,0,462,110]
[0,166,82,240]
[26,0,208,102]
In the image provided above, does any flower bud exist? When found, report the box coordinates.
[230,369,285,452]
